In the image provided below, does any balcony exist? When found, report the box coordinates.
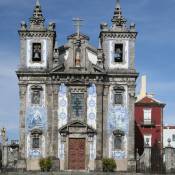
[141,119,155,127]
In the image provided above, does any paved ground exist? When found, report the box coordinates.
[0,172,168,175]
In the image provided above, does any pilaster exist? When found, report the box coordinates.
[103,85,109,158]
[95,84,103,171]
[19,84,27,160]
[46,84,54,157]
[52,85,59,157]
[127,85,136,171]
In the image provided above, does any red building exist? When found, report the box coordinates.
[135,76,165,155]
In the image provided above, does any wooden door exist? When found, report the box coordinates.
[68,138,85,170]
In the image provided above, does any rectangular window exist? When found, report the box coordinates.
[172,135,175,141]
[32,43,42,62]
[31,90,41,105]
[144,135,152,146]
[114,44,123,63]
[143,109,152,124]
[114,136,122,150]
[32,137,40,149]
[71,93,84,117]
[114,93,123,105]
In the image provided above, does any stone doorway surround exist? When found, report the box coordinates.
[59,120,96,171]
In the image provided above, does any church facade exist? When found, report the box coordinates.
[16,0,138,171]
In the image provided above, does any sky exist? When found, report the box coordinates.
[0,0,175,140]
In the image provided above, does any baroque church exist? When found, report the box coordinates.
[16,0,138,171]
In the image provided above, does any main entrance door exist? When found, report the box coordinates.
[68,138,85,170]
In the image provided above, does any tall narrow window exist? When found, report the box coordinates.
[71,93,84,117]
[114,44,123,63]
[143,109,152,125]
[32,43,42,62]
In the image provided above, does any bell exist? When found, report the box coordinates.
[34,52,40,59]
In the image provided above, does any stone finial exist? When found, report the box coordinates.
[48,22,56,31]
[36,0,40,6]
[130,22,136,32]
[111,0,127,27]
[20,21,27,31]
[29,0,45,29]
[100,22,108,31]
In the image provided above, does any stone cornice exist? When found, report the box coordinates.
[18,30,56,38]
[99,31,137,39]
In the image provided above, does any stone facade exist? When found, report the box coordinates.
[16,0,138,171]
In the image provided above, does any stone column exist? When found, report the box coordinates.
[102,85,109,158]
[95,84,103,171]
[127,85,136,171]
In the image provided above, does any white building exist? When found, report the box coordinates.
[163,126,175,148]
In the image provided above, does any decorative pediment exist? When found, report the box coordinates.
[58,120,96,136]
[113,129,125,136]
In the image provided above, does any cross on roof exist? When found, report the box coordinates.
[73,17,84,37]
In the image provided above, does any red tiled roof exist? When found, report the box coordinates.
[135,96,165,107]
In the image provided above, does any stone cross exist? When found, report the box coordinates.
[73,17,84,37]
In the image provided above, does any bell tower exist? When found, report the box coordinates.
[100,0,137,70]
[17,0,57,170]
[99,0,138,171]
[18,0,56,69]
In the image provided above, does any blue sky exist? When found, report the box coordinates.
[0,0,175,140]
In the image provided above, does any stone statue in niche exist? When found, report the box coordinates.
[75,48,81,67]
